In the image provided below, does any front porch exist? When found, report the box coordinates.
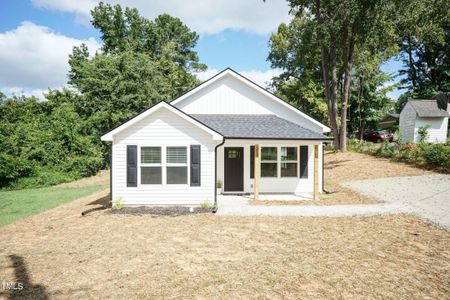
[216,139,324,200]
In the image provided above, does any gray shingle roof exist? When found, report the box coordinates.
[409,100,450,117]
[190,114,330,140]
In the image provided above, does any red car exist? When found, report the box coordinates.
[363,130,394,143]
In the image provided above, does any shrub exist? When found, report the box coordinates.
[398,143,423,162]
[418,125,431,142]
[200,201,213,210]
[420,143,450,168]
[375,141,396,157]
[347,138,375,153]
[112,198,123,210]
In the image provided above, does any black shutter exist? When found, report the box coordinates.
[299,146,308,179]
[250,145,255,179]
[127,145,137,187]
[190,145,201,186]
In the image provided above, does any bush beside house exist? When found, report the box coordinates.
[344,138,450,171]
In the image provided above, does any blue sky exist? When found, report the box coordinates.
[0,0,404,100]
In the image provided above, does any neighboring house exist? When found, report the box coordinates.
[378,113,399,130]
[101,68,331,207]
[399,100,450,143]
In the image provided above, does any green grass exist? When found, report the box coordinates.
[0,184,107,227]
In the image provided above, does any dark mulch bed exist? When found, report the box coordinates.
[109,206,212,216]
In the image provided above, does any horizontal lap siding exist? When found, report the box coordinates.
[112,108,217,205]
[415,117,449,143]
[218,140,322,194]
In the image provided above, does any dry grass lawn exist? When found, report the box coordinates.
[251,151,433,206]
[0,190,449,299]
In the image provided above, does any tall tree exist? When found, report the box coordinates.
[395,0,449,110]
[284,0,402,151]
[68,2,206,137]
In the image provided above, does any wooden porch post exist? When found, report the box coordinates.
[314,144,319,200]
[254,144,260,200]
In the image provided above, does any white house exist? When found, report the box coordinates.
[101,68,331,209]
[399,100,450,143]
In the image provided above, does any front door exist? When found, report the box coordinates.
[224,147,244,192]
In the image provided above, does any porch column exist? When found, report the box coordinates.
[254,144,260,200]
[314,144,319,200]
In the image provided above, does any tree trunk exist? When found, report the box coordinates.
[338,25,356,152]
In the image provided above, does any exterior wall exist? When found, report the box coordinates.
[217,139,323,195]
[112,107,219,206]
[173,75,325,133]
[399,102,417,143]
[414,117,449,143]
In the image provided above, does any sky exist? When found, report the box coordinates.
[0,0,405,100]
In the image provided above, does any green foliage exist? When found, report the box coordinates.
[0,95,104,189]
[347,138,450,171]
[418,125,431,142]
[396,0,450,98]
[0,3,204,189]
[375,141,397,158]
[200,202,213,210]
[420,143,450,168]
[112,197,124,210]
[346,139,376,153]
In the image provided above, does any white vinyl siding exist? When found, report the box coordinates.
[112,107,219,206]
[217,140,323,195]
[414,117,449,143]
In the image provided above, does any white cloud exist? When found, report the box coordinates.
[0,22,100,99]
[32,0,291,34]
[194,68,282,88]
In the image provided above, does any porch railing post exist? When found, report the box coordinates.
[254,144,260,200]
[314,144,319,200]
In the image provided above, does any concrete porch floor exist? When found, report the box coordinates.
[242,193,313,201]
[216,194,409,217]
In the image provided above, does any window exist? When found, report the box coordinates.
[141,147,161,184]
[167,147,187,184]
[281,147,297,177]
[261,147,277,177]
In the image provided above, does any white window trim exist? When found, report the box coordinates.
[280,146,298,178]
[261,146,278,178]
[140,146,162,185]
[166,146,189,185]
[138,145,190,186]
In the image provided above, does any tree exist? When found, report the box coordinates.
[396,0,449,99]
[90,2,206,71]
[284,0,402,151]
[348,54,395,137]
[268,20,328,124]
[68,2,206,138]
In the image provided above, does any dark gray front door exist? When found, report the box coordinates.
[224,147,244,192]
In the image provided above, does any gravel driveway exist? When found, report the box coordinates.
[344,174,450,230]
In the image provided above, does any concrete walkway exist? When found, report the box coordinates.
[216,174,450,230]
[216,195,410,217]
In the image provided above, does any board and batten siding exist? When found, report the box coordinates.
[217,140,323,195]
[112,107,219,206]
[399,102,417,143]
[173,75,325,133]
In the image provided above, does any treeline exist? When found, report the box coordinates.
[268,0,449,144]
[0,2,205,189]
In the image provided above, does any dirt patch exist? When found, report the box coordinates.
[58,169,110,188]
[319,151,432,205]
[109,206,212,216]
[0,191,449,299]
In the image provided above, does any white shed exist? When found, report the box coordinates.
[399,100,450,143]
